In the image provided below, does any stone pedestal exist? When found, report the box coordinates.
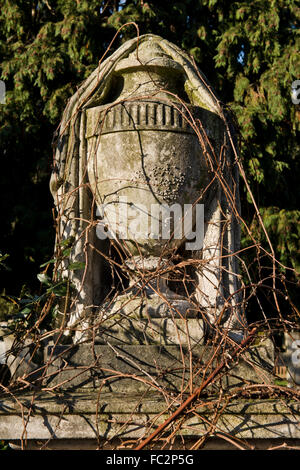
[3,336,299,450]
[1,335,300,449]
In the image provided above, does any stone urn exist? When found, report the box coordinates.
[84,41,208,344]
[86,42,207,257]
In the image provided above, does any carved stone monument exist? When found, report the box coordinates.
[50,34,246,345]
[2,34,299,451]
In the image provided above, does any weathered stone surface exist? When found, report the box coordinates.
[0,335,294,449]
[1,391,300,444]
[40,339,275,394]
[282,331,300,386]
[96,317,205,346]
[95,292,205,346]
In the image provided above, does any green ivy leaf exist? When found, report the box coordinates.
[37,273,52,286]
[68,261,86,271]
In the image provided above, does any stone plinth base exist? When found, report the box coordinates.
[1,340,299,450]
[41,341,274,394]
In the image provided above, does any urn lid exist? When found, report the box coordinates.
[114,39,184,75]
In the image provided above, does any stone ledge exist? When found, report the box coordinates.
[6,437,300,450]
[1,391,300,443]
